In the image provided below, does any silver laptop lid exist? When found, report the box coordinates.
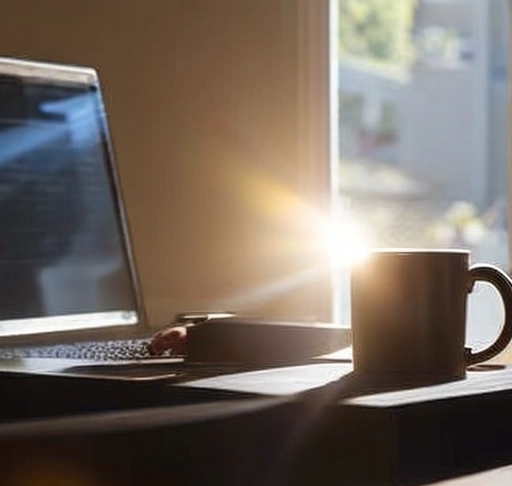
[0,58,143,338]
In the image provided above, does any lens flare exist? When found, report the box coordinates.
[319,216,371,270]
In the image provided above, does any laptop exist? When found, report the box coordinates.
[0,57,164,360]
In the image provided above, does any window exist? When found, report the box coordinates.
[332,0,510,350]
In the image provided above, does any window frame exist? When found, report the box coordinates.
[296,0,336,321]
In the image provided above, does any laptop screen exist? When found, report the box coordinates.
[0,58,140,337]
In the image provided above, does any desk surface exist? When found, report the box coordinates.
[2,360,512,486]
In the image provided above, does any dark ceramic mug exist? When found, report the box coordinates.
[351,249,512,382]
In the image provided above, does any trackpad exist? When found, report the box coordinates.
[50,359,185,380]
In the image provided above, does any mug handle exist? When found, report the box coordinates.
[465,264,512,366]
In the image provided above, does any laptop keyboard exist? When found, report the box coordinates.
[0,338,164,361]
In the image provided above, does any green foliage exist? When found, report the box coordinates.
[338,0,417,67]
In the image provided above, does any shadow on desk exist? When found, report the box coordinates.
[0,396,303,486]
[284,367,512,486]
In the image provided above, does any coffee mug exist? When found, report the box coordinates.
[351,249,512,382]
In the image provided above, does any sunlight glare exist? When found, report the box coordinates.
[319,216,371,270]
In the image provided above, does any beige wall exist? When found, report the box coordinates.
[0,0,331,327]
